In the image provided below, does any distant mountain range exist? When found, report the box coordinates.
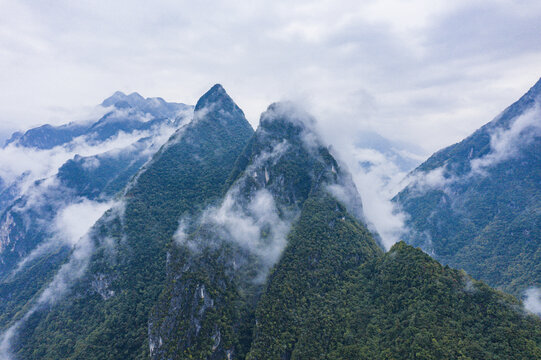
[0,84,539,359]
[4,91,190,150]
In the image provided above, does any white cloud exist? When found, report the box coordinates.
[202,188,292,268]
[326,161,367,224]
[340,146,410,250]
[0,233,93,360]
[9,196,116,276]
[175,137,296,278]
[53,198,115,246]
[404,166,454,195]
[81,156,100,170]
[0,114,181,273]
[524,287,541,316]
[0,117,179,198]
[0,318,18,360]
[471,104,541,174]
[402,98,541,197]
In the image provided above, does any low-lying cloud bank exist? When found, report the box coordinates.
[0,101,193,207]
[320,95,540,252]
[11,197,115,276]
[323,131,423,251]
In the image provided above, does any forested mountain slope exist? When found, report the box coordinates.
[395,78,541,296]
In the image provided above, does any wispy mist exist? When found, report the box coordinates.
[471,104,541,174]
[0,105,187,203]
[0,200,123,359]
[205,188,292,268]
[0,129,151,197]
[175,139,295,276]
[53,199,115,246]
[405,99,541,197]
[345,146,413,250]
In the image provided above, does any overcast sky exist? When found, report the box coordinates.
[1,0,540,153]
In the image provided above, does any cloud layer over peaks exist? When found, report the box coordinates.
[1,0,540,155]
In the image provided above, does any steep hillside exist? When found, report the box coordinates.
[247,193,382,359]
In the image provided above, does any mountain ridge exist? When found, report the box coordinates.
[395,77,541,296]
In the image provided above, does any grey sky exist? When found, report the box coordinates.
[1,0,540,153]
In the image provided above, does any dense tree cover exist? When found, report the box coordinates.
[0,186,62,277]
[0,246,69,329]
[0,186,76,328]
[150,234,262,360]
[10,85,254,359]
[250,220,541,359]
[248,193,382,359]
[0,146,163,333]
[395,78,541,296]
[57,145,151,200]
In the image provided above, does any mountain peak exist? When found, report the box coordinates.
[101,91,145,108]
[193,84,247,126]
[194,83,231,111]
[209,83,225,94]
[261,102,315,128]
[102,91,128,107]
[257,102,317,145]
[127,92,144,100]
[507,76,541,113]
